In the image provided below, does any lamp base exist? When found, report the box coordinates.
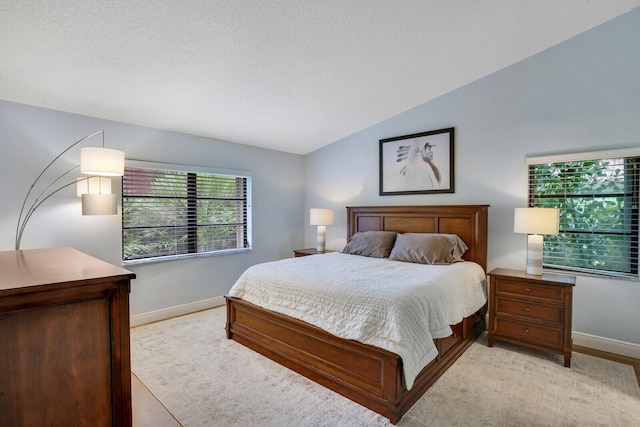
[526,234,544,275]
[316,225,326,252]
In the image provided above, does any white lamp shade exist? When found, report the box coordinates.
[80,147,125,176]
[514,208,559,235]
[76,176,112,197]
[310,208,334,226]
[82,193,118,215]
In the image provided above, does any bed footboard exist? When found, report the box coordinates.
[225,296,485,424]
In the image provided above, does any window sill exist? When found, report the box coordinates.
[122,247,252,266]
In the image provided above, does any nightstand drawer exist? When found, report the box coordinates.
[495,280,563,302]
[496,318,563,348]
[495,297,563,325]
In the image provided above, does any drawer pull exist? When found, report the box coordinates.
[524,328,530,333]
[524,287,531,292]
[524,307,530,312]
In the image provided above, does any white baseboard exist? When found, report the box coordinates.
[573,331,640,360]
[130,296,226,327]
[131,302,640,360]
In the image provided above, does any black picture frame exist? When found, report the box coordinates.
[379,127,454,196]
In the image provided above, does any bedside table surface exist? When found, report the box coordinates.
[488,268,576,286]
[293,248,337,256]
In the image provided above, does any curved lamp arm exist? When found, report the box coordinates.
[14,130,104,250]
[15,173,99,249]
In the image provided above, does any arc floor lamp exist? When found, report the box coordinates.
[15,130,125,250]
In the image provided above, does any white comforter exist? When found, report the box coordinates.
[228,252,487,389]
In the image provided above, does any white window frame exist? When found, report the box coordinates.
[527,148,640,280]
[122,160,252,265]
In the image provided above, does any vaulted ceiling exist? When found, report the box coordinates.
[2,1,639,154]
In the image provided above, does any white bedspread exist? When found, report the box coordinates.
[228,252,487,389]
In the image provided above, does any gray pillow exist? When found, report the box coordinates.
[388,233,468,265]
[342,231,398,258]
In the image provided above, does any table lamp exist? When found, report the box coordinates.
[514,207,559,275]
[310,208,334,252]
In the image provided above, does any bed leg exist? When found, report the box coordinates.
[225,297,233,339]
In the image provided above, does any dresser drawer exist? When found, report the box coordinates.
[495,297,563,325]
[495,318,563,348]
[495,279,563,302]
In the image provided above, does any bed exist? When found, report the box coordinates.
[225,205,489,424]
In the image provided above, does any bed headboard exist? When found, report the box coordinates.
[346,205,489,271]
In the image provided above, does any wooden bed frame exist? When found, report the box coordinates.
[226,205,489,424]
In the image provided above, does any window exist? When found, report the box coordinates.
[527,149,639,279]
[122,161,251,264]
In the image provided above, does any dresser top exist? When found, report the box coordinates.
[0,247,135,292]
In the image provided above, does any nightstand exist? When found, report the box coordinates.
[487,268,576,367]
[293,248,336,257]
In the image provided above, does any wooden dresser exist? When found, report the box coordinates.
[0,247,136,426]
[487,268,576,367]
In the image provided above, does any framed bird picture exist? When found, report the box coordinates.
[379,127,454,195]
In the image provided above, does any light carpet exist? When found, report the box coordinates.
[130,307,640,426]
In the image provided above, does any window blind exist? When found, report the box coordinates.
[122,163,251,263]
[527,150,639,279]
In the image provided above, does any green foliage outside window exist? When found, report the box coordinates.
[122,168,249,262]
[530,158,638,277]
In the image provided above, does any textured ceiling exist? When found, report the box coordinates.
[1,1,639,155]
